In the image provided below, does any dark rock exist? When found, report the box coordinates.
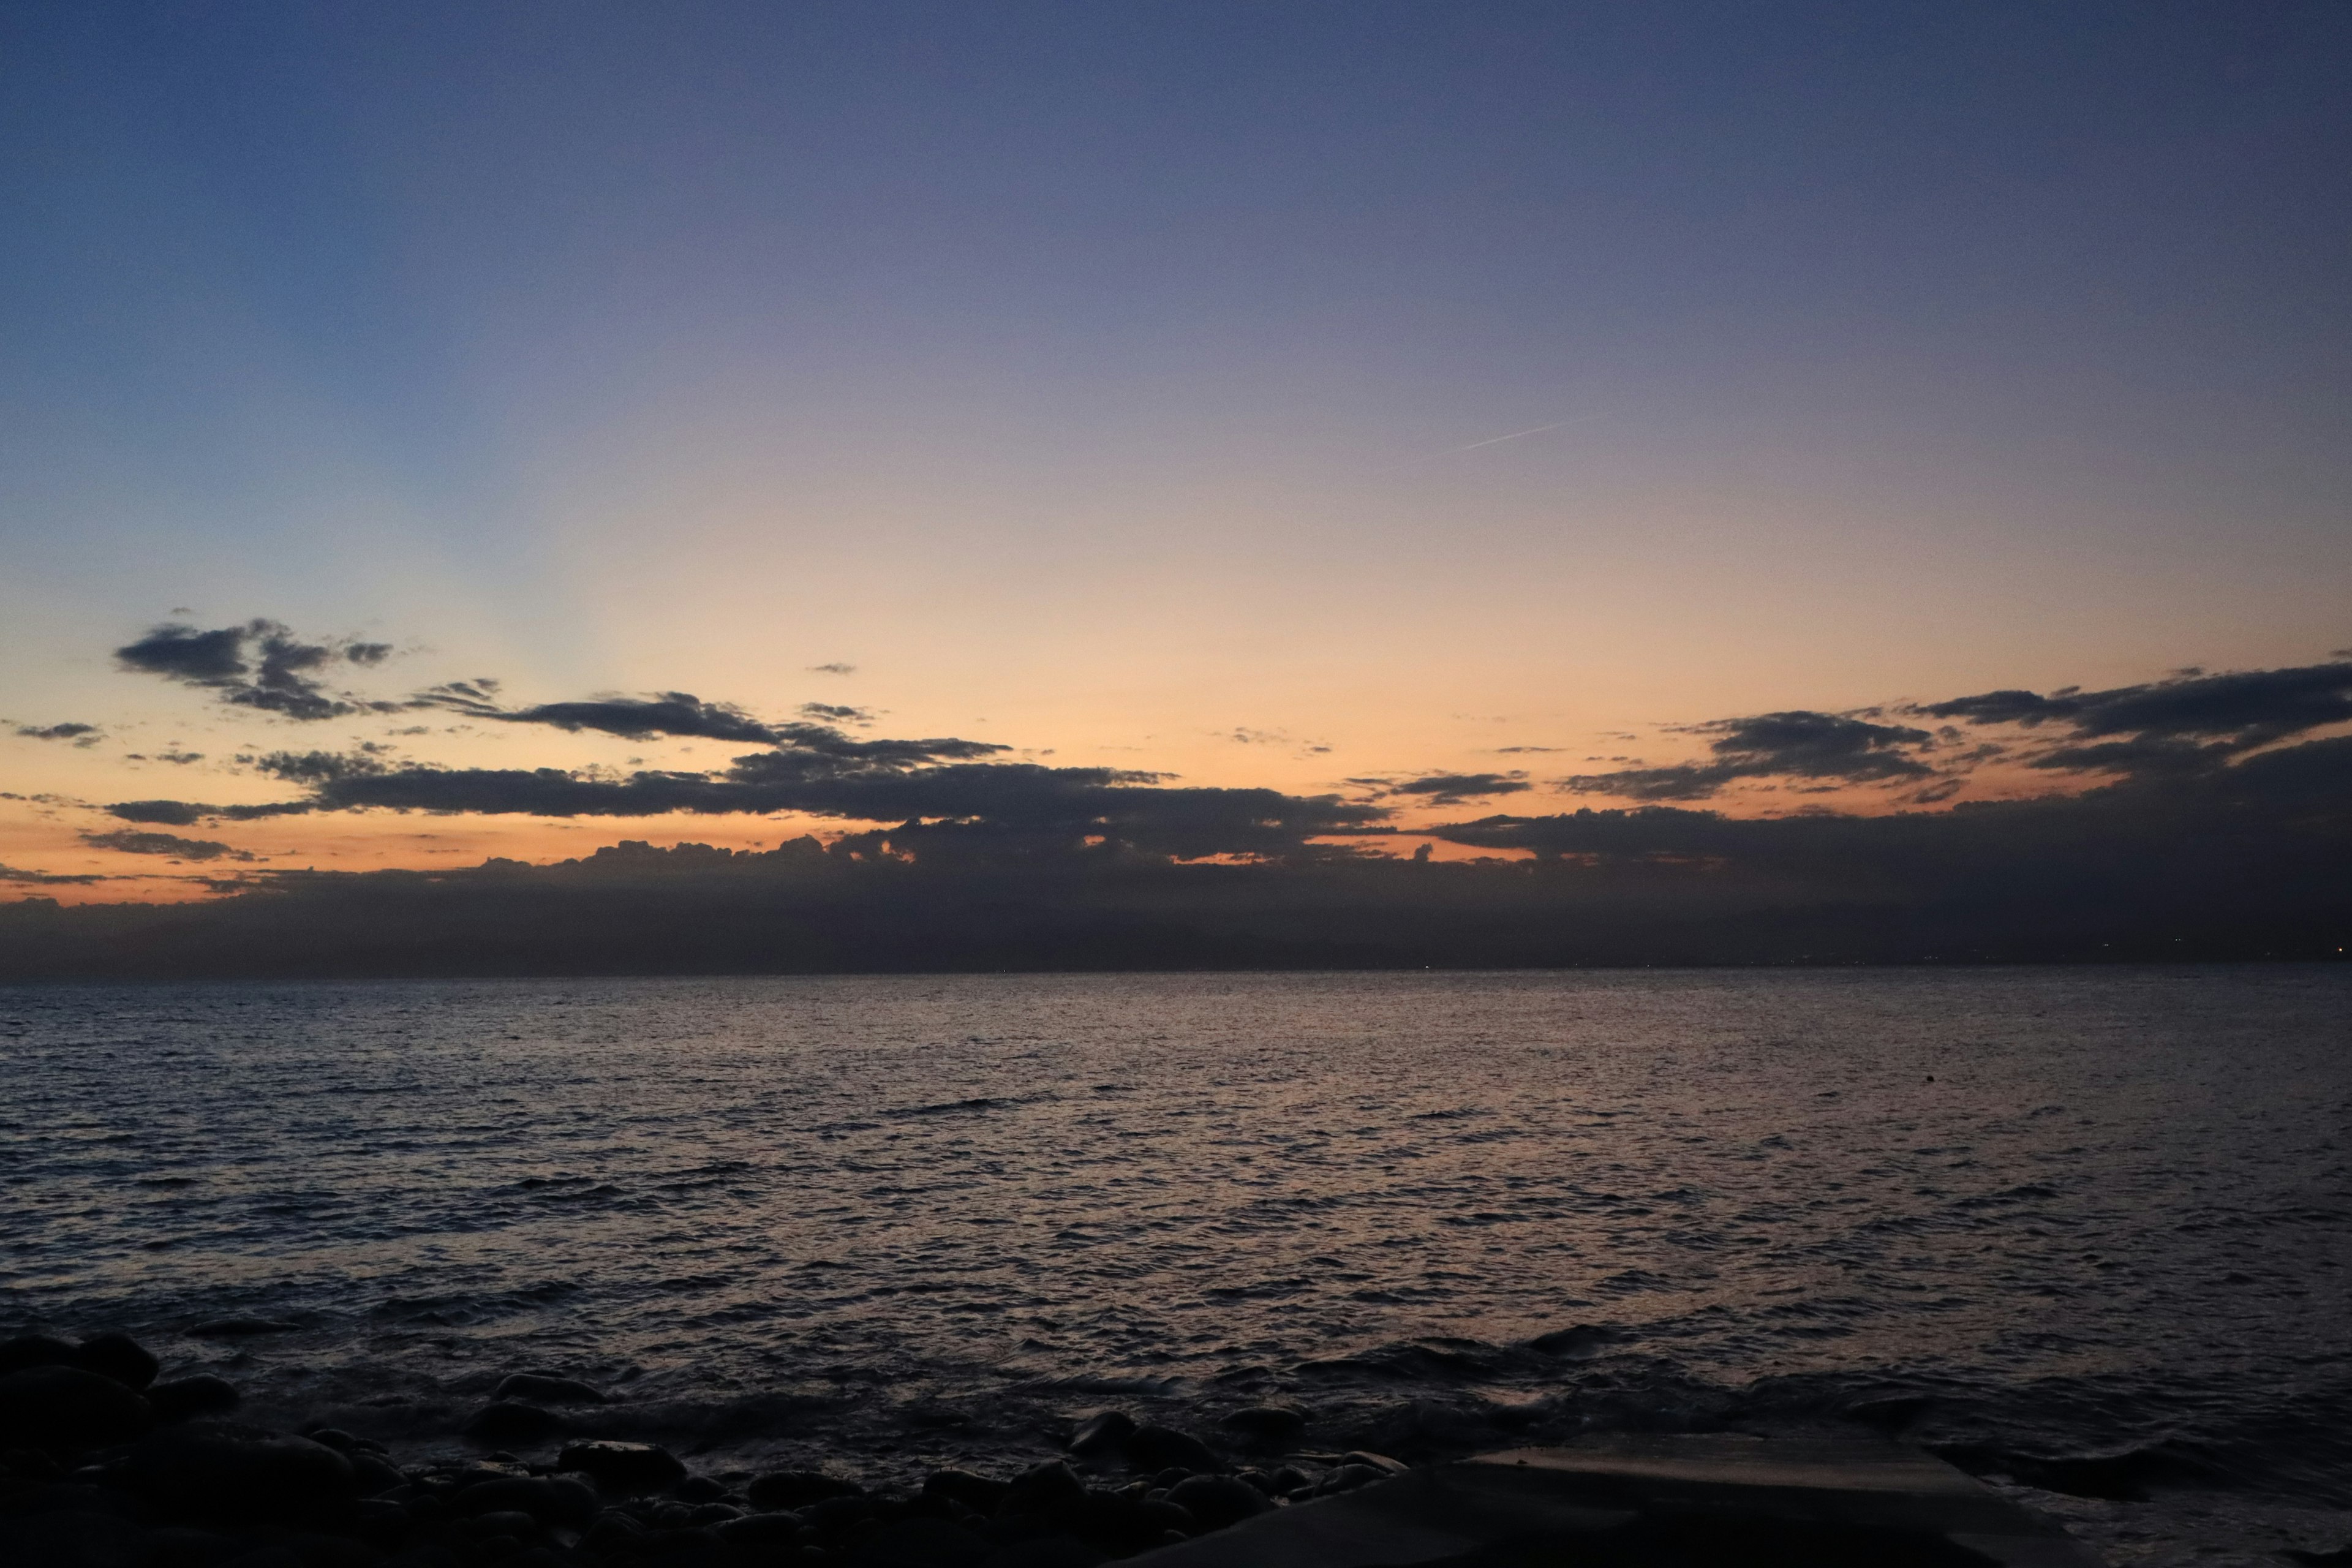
[459,1506,540,1541]
[1842,1395,1934,1434]
[491,1373,606,1407]
[1124,1425,1219,1475]
[745,1469,863,1511]
[978,1534,1106,1568]
[0,1507,151,1568]
[124,1423,356,1527]
[347,1450,405,1496]
[674,1474,727,1504]
[0,1336,77,1378]
[865,1515,992,1567]
[924,1469,1010,1516]
[1001,1461,1088,1520]
[684,1502,741,1526]
[1269,1465,1310,1496]
[449,1476,598,1528]
[1164,1475,1270,1532]
[1316,1463,1387,1496]
[1064,1411,1136,1458]
[555,1439,685,1495]
[1340,1450,1408,1476]
[715,1512,804,1547]
[183,1322,299,1340]
[462,1401,562,1444]
[142,1526,243,1568]
[804,1493,876,1532]
[70,1336,159,1393]
[146,1378,240,1425]
[1218,1407,1305,1446]
[0,1366,154,1453]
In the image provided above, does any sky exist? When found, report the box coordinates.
[2,1,2349,911]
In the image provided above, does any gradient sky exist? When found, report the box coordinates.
[4,1,2348,895]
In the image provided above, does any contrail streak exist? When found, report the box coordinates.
[1426,417,1586,456]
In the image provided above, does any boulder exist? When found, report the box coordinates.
[124,1423,356,1526]
[449,1475,598,1528]
[1218,1406,1305,1446]
[1166,1474,1272,1532]
[1124,1425,1219,1475]
[462,1401,562,1444]
[922,1468,1009,1515]
[0,1335,77,1378]
[70,1335,160,1392]
[1065,1410,1136,1457]
[715,1513,805,1547]
[146,1376,241,1425]
[555,1439,685,1494]
[0,1366,154,1453]
[1001,1460,1088,1520]
[862,1515,990,1567]
[745,1468,863,1510]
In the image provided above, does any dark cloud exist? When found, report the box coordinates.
[1381,773,1533,805]
[15,722,101,744]
[798,703,873,723]
[413,684,791,744]
[0,864,106,886]
[104,798,315,826]
[81,830,254,862]
[1920,660,2352,771]
[809,663,856,676]
[1563,712,1934,801]
[115,620,396,722]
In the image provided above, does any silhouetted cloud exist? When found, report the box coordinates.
[412,684,789,744]
[799,703,873,723]
[1563,712,1934,801]
[1389,772,1532,805]
[81,830,254,862]
[104,798,315,826]
[0,864,105,886]
[1919,660,2352,774]
[809,663,856,676]
[115,620,396,722]
[15,722,101,744]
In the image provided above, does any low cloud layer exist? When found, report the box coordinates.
[1563,711,1934,801]
[80,830,255,862]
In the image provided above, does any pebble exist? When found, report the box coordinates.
[746,1468,865,1510]
[1219,1405,1306,1444]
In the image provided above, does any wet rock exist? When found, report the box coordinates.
[1218,1406,1305,1446]
[0,1335,78,1378]
[1001,1460,1088,1521]
[1123,1425,1218,1475]
[1340,1450,1408,1476]
[491,1373,606,1407]
[924,1468,1010,1516]
[1316,1463,1388,1496]
[146,1377,241,1425]
[865,1515,992,1567]
[0,1507,151,1568]
[745,1469,863,1510]
[674,1474,728,1503]
[184,1321,300,1340]
[1165,1475,1270,1532]
[0,1366,154,1453]
[1065,1411,1136,1457]
[141,1525,243,1568]
[714,1512,805,1547]
[804,1493,876,1532]
[1269,1464,1311,1496]
[449,1475,598,1529]
[125,1423,357,1527]
[557,1439,685,1495]
[980,1534,1107,1568]
[462,1401,561,1444]
[70,1335,160,1393]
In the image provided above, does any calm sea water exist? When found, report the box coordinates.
[3,968,2348,1556]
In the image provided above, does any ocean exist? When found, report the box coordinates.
[4,967,2348,1562]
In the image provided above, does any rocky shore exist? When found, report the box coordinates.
[0,1330,1430,1568]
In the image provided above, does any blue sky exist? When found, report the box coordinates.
[4,1,2348,887]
